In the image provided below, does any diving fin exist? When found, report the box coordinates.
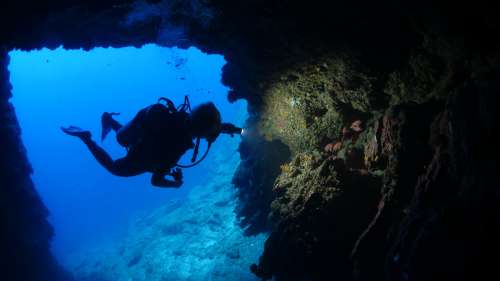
[101,112,120,142]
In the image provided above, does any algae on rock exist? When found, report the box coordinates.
[271,151,341,221]
[258,55,376,155]
[384,50,449,105]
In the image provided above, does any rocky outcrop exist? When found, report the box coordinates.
[251,150,381,281]
[232,134,290,235]
[242,2,500,278]
[0,51,72,281]
[384,73,500,281]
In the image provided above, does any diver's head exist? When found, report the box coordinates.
[190,102,222,142]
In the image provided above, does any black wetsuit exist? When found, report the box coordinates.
[116,103,194,175]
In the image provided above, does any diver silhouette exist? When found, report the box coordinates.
[61,97,242,188]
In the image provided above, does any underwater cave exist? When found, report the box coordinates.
[8,45,262,281]
[1,1,499,281]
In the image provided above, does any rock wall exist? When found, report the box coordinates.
[249,26,499,281]
[383,73,500,281]
[0,51,72,281]
[232,133,290,235]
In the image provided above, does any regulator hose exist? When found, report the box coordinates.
[175,141,212,168]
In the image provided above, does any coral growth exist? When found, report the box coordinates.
[67,140,266,281]
[258,55,373,154]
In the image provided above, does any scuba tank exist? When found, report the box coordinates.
[157,96,243,168]
[157,96,213,168]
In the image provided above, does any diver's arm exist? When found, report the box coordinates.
[151,171,183,188]
[220,123,242,137]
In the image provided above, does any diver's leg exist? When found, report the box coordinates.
[81,137,115,171]
[62,126,144,177]
[101,112,122,142]
[115,122,134,147]
[110,156,146,177]
[115,107,149,147]
[82,138,145,176]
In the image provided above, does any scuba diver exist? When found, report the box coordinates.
[61,97,242,188]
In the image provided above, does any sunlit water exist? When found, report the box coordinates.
[8,45,265,280]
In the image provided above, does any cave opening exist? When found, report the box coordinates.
[8,44,266,280]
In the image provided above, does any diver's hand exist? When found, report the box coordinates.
[171,168,183,183]
[171,180,183,188]
[151,172,182,188]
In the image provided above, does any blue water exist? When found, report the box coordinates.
[8,45,264,280]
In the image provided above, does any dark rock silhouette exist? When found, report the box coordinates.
[233,135,291,235]
[0,51,73,281]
